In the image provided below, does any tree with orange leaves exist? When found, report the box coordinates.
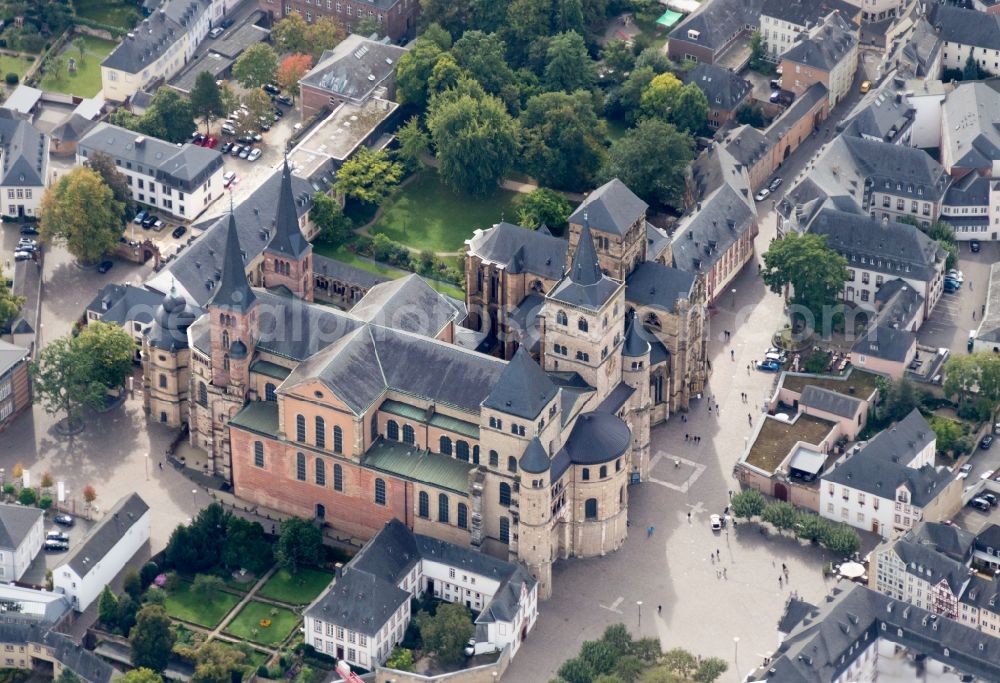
[275,53,312,99]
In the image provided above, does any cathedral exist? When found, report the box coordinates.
[141,165,717,598]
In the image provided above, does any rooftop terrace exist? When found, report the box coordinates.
[745,413,837,473]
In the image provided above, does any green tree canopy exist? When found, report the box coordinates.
[516,188,573,231]
[139,88,196,143]
[396,39,446,109]
[427,87,520,195]
[311,193,353,247]
[822,524,860,556]
[761,233,849,331]
[233,43,278,89]
[272,12,309,54]
[385,647,415,672]
[418,602,475,665]
[0,263,24,327]
[190,71,224,133]
[222,516,273,574]
[601,39,635,80]
[395,116,430,172]
[121,669,164,683]
[130,605,176,672]
[693,657,728,683]
[275,517,323,572]
[605,66,655,126]
[795,511,829,543]
[98,586,118,629]
[600,117,693,209]
[190,642,246,683]
[86,151,135,218]
[930,416,965,456]
[40,166,123,263]
[450,31,519,106]
[749,31,769,72]
[74,321,135,391]
[334,148,404,204]
[640,73,708,134]
[55,670,81,683]
[521,90,607,190]
[191,574,225,600]
[544,31,594,93]
[730,489,766,519]
[762,501,797,530]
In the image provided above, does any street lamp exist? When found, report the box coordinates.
[636,600,643,628]
[144,453,149,481]
[191,488,197,505]
[733,637,740,678]
[731,288,737,308]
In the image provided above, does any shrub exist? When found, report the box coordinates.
[2,483,14,496]
[17,487,36,506]
[256,665,269,678]
[4,73,17,85]
[38,496,52,510]
[140,561,160,588]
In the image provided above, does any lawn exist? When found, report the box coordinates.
[163,581,241,628]
[313,241,466,300]
[0,54,33,83]
[74,0,141,30]
[370,170,518,253]
[224,601,300,646]
[38,36,118,98]
[256,567,335,605]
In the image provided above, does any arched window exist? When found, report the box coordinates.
[386,420,399,441]
[582,468,590,481]
[159,374,167,388]
[333,426,343,453]
[458,503,468,529]
[439,436,452,455]
[616,458,621,472]
[295,452,306,481]
[222,330,230,349]
[374,478,386,505]
[599,465,607,478]
[296,415,306,442]
[402,424,415,445]
[507,456,517,473]
[438,493,449,523]
[556,310,568,326]
[254,441,264,467]
[472,445,480,465]
[315,459,326,486]
[333,464,343,491]
[490,450,499,467]
[198,382,208,407]
[418,491,429,518]
[315,416,326,449]
[500,517,510,543]
[265,383,276,401]
[578,318,589,332]
[499,482,511,506]
[585,498,598,520]
[456,441,470,461]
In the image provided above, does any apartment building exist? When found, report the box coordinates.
[760,0,857,61]
[779,12,858,108]
[0,341,30,432]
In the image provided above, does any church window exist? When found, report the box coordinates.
[333,426,343,453]
[418,491,429,518]
[315,416,326,449]
[490,450,499,467]
[222,330,230,349]
[507,456,517,473]
[374,478,386,505]
[198,382,208,407]
[296,415,306,442]
[333,464,343,491]
[438,493,449,523]
[582,468,590,481]
[254,441,264,467]
[585,498,598,520]
[472,445,480,464]
[557,310,568,325]
[458,503,468,529]
[315,459,326,486]
[500,517,510,543]
[296,452,306,481]
[499,482,511,506]
[402,424,415,445]
[440,436,452,455]
[265,383,276,401]
[456,440,469,461]
[578,318,589,332]
[600,465,607,478]
[387,420,399,440]
[159,374,167,388]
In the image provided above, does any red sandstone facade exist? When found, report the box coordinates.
[259,0,418,43]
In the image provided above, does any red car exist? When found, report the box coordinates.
[204,137,218,149]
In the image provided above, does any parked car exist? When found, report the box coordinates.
[982,435,994,450]
[944,279,961,294]
[208,26,224,38]
[221,142,233,153]
[275,94,293,106]
[230,144,243,157]
[191,133,205,145]
[710,514,723,531]
[246,148,262,162]
[263,83,281,95]
[984,492,999,507]
[53,513,74,527]
[948,269,964,283]
[221,124,236,136]
[220,17,235,28]
[238,146,251,159]
[274,108,284,118]
[754,188,770,202]
[46,530,69,543]
[958,463,973,479]
[19,225,38,235]
[203,136,218,149]
[141,215,157,228]
[44,539,69,551]
[133,210,149,225]
[260,121,271,132]
[13,251,32,261]
[970,497,991,511]
[223,171,237,187]
[769,177,783,191]
[971,239,982,253]
[151,219,165,232]
[172,226,187,239]
[756,359,781,372]
[97,260,114,273]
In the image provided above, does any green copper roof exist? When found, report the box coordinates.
[230,400,280,437]
[363,439,472,495]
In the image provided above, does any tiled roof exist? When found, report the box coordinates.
[59,493,148,579]
[0,504,41,550]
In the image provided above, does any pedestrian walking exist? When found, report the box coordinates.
[158,461,163,470]
[658,605,662,614]
[748,413,753,425]
[724,505,730,515]
[647,526,654,537]
[729,490,733,499]
[717,569,722,579]
[708,405,712,413]
[723,568,727,579]
[779,576,783,588]
[685,433,689,442]
[687,512,692,523]
[710,553,715,564]
[731,349,735,360]
[716,549,720,559]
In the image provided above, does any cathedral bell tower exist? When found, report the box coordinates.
[208,213,258,393]
[263,159,313,301]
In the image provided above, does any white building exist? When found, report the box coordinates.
[0,109,49,220]
[304,519,538,673]
[53,493,150,612]
[934,4,1000,74]
[0,504,44,582]
[820,410,959,538]
[77,123,224,221]
[101,0,229,103]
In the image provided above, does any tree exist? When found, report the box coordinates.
[450,31,518,105]
[116,595,139,635]
[521,90,607,190]
[222,516,273,574]
[55,670,81,683]
[385,647,415,671]
[17,487,35,506]
[544,31,594,93]
[761,233,849,331]
[0,263,24,327]
[73,37,86,65]
[881,378,920,423]
[130,605,176,672]
[98,586,118,628]
[276,53,313,98]
[803,350,829,374]
[516,188,572,231]
[417,602,474,666]
[730,489,766,519]
[558,658,596,683]
[930,416,965,456]
[795,511,829,543]
[121,669,164,683]
[605,66,654,126]
[749,31,769,72]
[640,73,708,134]
[305,17,346,59]
[640,72,682,119]
[233,43,278,89]
[395,40,445,109]
[85,151,134,219]
[822,524,860,556]
[74,321,135,391]
[580,640,619,676]
[220,84,241,119]
[395,116,430,171]
[190,71,224,134]
[191,642,245,683]
[334,148,404,204]
[693,657,728,683]
[762,501,797,530]
[427,89,520,195]
[420,0,473,36]
[353,15,381,38]
[272,12,309,54]
[40,166,123,263]
[83,485,97,504]
[311,193,353,247]
[140,88,196,143]
[427,53,465,97]
[600,118,693,209]
[661,648,697,677]
[275,517,323,572]
[670,83,709,136]
[164,503,232,572]
[601,39,634,79]
[49,56,65,83]
[40,472,53,490]
[123,568,143,600]
[965,48,981,81]
[239,87,273,138]
[192,573,225,600]
[31,336,107,427]
[736,103,767,127]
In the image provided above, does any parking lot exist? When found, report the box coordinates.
[20,514,96,586]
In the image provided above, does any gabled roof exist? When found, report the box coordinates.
[799,385,863,418]
[671,182,756,275]
[0,340,27,378]
[760,0,857,26]
[568,178,648,237]
[668,0,763,53]
[299,34,407,102]
[101,2,203,75]
[856,409,934,464]
[0,109,47,188]
[208,214,257,313]
[0,504,41,550]
[85,283,163,326]
[625,261,695,314]
[313,253,389,291]
[482,347,558,420]
[465,222,568,281]
[892,536,972,594]
[685,62,752,112]
[51,113,98,144]
[909,521,975,563]
[930,3,1000,53]
[839,77,915,143]
[783,12,857,71]
[851,324,915,362]
[350,274,460,338]
[59,493,149,579]
[548,223,621,310]
[264,160,311,259]
[941,81,1000,171]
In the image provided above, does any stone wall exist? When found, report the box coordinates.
[375,647,510,683]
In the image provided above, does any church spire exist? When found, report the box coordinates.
[570,218,603,286]
[265,158,310,258]
[209,213,257,312]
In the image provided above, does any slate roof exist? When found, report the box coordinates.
[465,222,567,281]
[975,524,1000,556]
[482,347,558,420]
[798,385,863,418]
[209,214,257,313]
[909,521,975,563]
[930,3,1000,53]
[873,278,923,330]
[147,287,198,351]
[568,178,648,237]
[645,222,671,262]
[668,0,763,54]
[548,223,621,310]
[0,624,118,683]
[839,78,915,143]
[519,438,551,473]
[85,283,163,326]
[958,574,1000,616]
[265,160,311,259]
[943,170,990,209]
[51,113,97,144]
[0,504,41,550]
[892,536,972,594]
[684,63,751,112]
[350,274,460,338]
[563,412,631,465]
[810,208,942,282]
[670,182,756,275]
[851,324,915,362]
[102,2,208,75]
[893,18,942,79]
[306,519,536,637]
[79,123,223,194]
[0,109,47,188]
[855,409,934,464]
[625,261,695,314]
[60,493,149,579]
[941,81,1000,171]
[300,35,407,102]
[783,12,857,71]
[0,340,28,378]
[761,0,857,27]
[751,584,1000,682]
[622,316,651,358]
[313,253,389,290]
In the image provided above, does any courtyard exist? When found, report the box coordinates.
[38,36,118,98]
